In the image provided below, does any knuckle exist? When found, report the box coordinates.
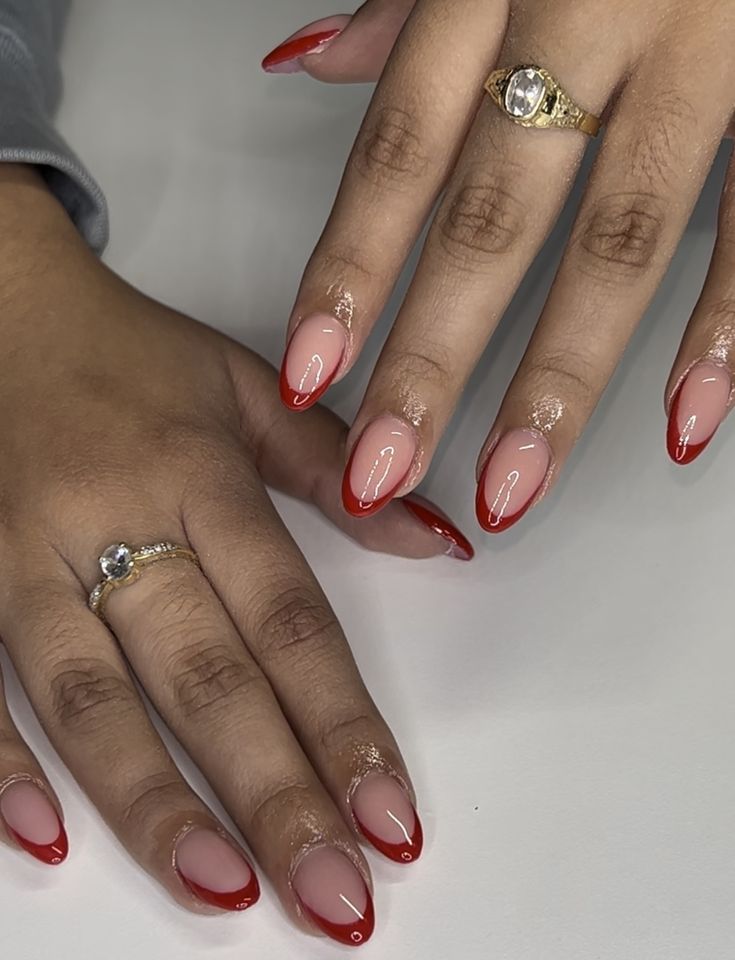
[119,772,190,831]
[352,106,430,189]
[171,644,263,719]
[524,352,597,413]
[253,583,338,667]
[48,658,135,733]
[437,178,527,269]
[574,192,667,281]
[629,93,696,189]
[383,343,455,396]
[249,780,313,833]
[319,710,374,756]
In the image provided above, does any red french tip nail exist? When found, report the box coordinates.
[278,357,337,412]
[301,892,375,947]
[666,386,710,466]
[341,446,407,519]
[475,466,534,534]
[403,495,474,560]
[9,822,68,866]
[262,28,341,72]
[179,872,261,912]
[355,812,424,865]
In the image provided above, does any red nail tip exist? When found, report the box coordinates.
[355,811,424,865]
[262,28,341,71]
[341,446,407,519]
[179,871,261,912]
[301,891,375,947]
[278,355,337,412]
[9,822,68,866]
[666,387,712,466]
[475,468,533,535]
[402,495,474,560]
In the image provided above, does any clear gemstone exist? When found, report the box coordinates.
[99,544,134,581]
[504,68,546,119]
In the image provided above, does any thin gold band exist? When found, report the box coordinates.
[89,542,200,621]
[485,65,601,138]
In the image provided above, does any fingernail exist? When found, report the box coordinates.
[280,314,347,411]
[343,416,417,518]
[0,779,68,865]
[292,846,374,946]
[403,494,474,561]
[262,16,350,74]
[476,429,551,534]
[175,828,260,912]
[352,774,424,864]
[667,361,731,465]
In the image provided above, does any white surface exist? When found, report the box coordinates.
[2,2,734,958]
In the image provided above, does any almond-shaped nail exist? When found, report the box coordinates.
[0,780,68,865]
[403,494,474,561]
[262,16,350,74]
[343,416,417,518]
[175,828,260,912]
[280,314,347,411]
[667,361,731,465]
[476,429,551,534]
[352,774,424,864]
[293,846,374,946]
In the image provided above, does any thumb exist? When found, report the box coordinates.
[229,346,474,562]
[261,0,416,84]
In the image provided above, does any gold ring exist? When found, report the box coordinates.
[88,542,200,621]
[485,65,601,137]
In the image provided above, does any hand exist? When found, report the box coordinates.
[0,167,471,946]
[266,0,735,533]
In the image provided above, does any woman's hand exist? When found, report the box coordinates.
[266,0,735,533]
[0,167,471,946]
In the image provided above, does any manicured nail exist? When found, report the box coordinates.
[667,361,731,465]
[352,774,423,864]
[262,16,350,74]
[343,416,417,518]
[0,779,68,865]
[403,494,474,561]
[175,828,259,912]
[292,846,374,946]
[280,314,347,411]
[476,428,551,534]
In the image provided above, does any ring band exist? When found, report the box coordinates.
[485,65,601,137]
[89,542,200,620]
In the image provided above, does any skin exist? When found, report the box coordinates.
[284,0,735,526]
[0,165,445,936]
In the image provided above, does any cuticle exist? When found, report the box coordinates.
[0,773,61,823]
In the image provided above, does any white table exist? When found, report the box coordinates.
[2,2,733,958]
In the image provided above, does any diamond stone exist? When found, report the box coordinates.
[99,543,134,581]
[504,68,546,119]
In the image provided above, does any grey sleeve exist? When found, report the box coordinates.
[0,0,108,252]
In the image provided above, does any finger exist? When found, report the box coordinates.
[342,21,625,517]
[0,550,258,912]
[0,661,68,866]
[185,469,425,872]
[262,1,416,83]
[664,146,735,465]
[230,346,474,560]
[477,36,734,532]
[90,533,376,948]
[278,0,508,411]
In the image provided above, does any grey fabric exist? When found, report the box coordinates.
[0,0,108,252]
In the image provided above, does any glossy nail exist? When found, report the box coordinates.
[477,429,551,534]
[280,314,347,410]
[352,774,424,864]
[667,361,731,465]
[175,828,259,912]
[293,846,374,946]
[343,416,417,518]
[403,494,474,561]
[0,779,68,865]
[262,16,350,74]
